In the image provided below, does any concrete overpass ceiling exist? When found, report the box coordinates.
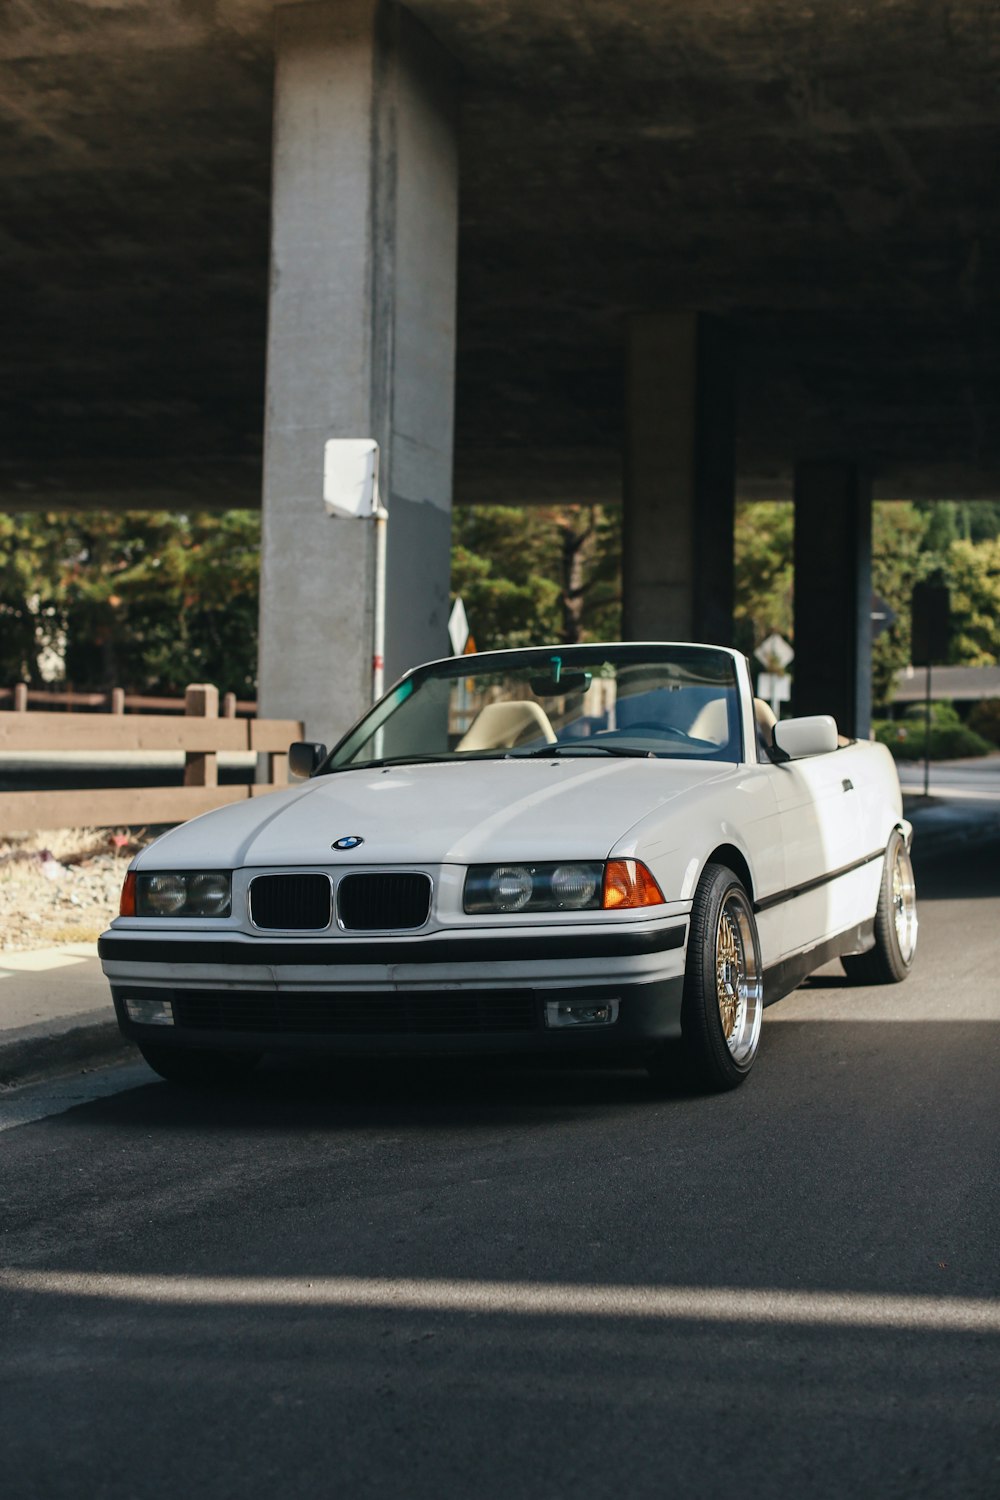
[1,0,999,508]
[0,0,276,508]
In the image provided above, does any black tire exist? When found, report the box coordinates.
[842,828,917,985]
[649,862,764,1093]
[138,1043,261,1088]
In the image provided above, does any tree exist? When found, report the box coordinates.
[450,504,620,650]
[916,499,1000,546]
[0,510,261,694]
[732,500,937,709]
[62,510,261,694]
[871,503,930,708]
[5,496,995,703]
[943,537,1000,665]
[732,501,793,658]
[552,505,621,644]
[0,513,72,685]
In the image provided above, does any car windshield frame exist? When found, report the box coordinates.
[321,643,745,773]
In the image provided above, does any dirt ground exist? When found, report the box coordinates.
[0,829,154,952]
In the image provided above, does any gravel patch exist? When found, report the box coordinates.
[0,829,155,952]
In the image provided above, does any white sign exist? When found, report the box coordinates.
[448,597,470,656]
[755,632,794,670]
[758,672,791,704]
[323,438,380,519]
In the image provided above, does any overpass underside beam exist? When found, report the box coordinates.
[793,462,872,741]
[258,0,458,744]
[621,313,735,647]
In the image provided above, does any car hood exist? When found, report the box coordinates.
[141,757,735,869]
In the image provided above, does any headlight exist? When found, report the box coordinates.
[550,863,601,908]
[187,872,232,916]
[464,860,665,914]
[135,871,232,918]
[465,862,604,914]
[489,865,534,912]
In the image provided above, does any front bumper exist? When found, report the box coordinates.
[99,917,688,1057]
[109,977,684,1056]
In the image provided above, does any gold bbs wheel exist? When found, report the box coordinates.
[842,828,918,985]
[666,862,765,1092]
[716,905,744,1043]
[890,840,918,964]
[714,891,762,1064]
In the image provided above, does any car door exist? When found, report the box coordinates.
[763,746,866,954]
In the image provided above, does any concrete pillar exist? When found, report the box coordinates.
[258,0,458,745]
[622,313,735,645]
[793,462,872,739]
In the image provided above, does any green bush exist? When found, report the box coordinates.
[966,698,1000,748]
[874,719,993,761]
[901,699,960,727]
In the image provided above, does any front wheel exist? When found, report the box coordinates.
[649,863,764,1093]
[842,829,917,985]
[138,1043,261,1088]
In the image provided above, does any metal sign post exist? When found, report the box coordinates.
[754,633,794,720]
[911,575,951,798]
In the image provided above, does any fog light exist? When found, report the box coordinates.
[545,998,620,1028]
[124,996,174,1026]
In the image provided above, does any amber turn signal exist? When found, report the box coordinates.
[602,859,665,909]
[119,870,137,917]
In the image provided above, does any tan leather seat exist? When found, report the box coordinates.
[457,700,557,751]
[754,697,777,750]
[688,697,728,745]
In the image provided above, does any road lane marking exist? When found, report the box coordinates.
[1,1271,997,1334]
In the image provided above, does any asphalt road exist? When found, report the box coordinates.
[2,833,998,1500]
[897,755,1000,801]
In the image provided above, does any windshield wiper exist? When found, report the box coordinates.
[325,753,453,773]
[325,746,660,773]
[325,752,516,773]
[513,744,656,760]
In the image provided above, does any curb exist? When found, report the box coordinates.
[0,1012,137,1090]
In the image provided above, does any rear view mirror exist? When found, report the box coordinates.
[772,715,838,760]
[289,741,328,779]
[530,671,592,697]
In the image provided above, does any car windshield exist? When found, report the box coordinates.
[325,644,743,770]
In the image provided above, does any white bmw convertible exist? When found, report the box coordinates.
[100,642,917,1092]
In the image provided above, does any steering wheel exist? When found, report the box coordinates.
[616,721,694,741]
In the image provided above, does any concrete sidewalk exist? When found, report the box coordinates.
[0,943,134,1088]
[2,786,999,1092]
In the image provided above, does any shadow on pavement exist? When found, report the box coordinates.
[48,1052,706,1135]
[1,1286,996,1500]
[913,828,1000,900]
[4,1012,998,1499]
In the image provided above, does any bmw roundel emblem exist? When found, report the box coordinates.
[332,835,364,851]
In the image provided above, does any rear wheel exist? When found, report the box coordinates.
[649,863,764,1093]
[138,1043,261,1088]
[842,829,917,985]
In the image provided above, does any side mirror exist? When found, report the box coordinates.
[772,715,838,760]
[289,741,328,779]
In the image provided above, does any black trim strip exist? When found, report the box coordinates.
[754,849,884,915]
[98,923,687,968]
[763,920,875,1005]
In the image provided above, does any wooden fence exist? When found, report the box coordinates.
[0,684,256,716]
[0,684,302,835]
